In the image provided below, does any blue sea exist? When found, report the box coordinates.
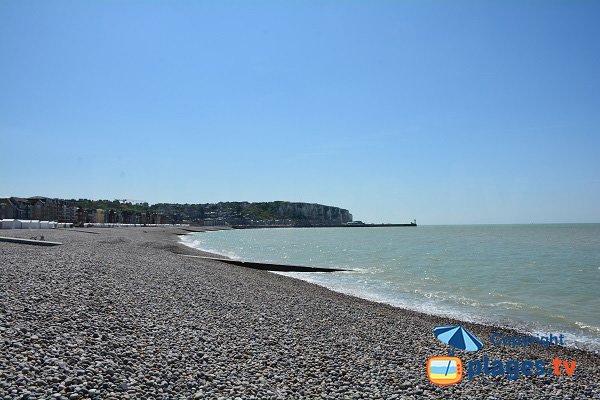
[181,224,600,352]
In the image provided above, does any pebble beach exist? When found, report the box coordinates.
[1,227,599,399]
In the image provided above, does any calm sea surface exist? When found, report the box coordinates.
[181,224,600,351]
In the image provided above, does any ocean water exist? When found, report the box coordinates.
[180,224,600,351]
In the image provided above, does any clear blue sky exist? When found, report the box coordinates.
[1,1,599,224]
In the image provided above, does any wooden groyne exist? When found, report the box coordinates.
[0,236,63,246]
[181,255,349,272]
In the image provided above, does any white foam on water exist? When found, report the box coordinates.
[179,234,243,260]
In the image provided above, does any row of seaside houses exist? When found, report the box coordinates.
[0,197,167,225]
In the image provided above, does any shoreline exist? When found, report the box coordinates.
[179,229,600,355]
[1,227,598,398]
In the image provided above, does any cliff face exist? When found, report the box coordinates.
[149,200,353,226]
[273,202,352,226]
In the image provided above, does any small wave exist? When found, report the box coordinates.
[490,301,526,310]
[179,234,242,260]
[574,321,600,333]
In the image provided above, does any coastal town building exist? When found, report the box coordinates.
[1,197,171,226]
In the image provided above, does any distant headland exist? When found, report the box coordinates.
[0,196,415,228]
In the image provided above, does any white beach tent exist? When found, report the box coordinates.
[1,219,19,229]
[40,221,50,229]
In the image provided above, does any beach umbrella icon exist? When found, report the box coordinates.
[434,325,483,352]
